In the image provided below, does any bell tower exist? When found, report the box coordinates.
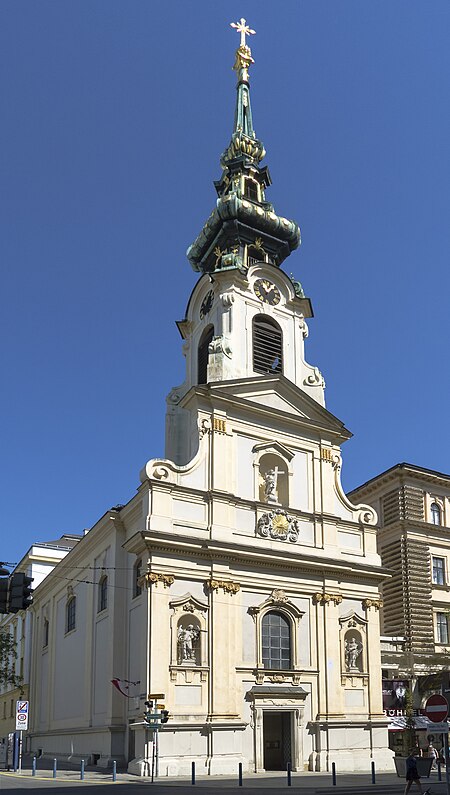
[138,22,390,778]
[166,19,325,465]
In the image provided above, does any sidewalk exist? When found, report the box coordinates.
[1,765,449,790]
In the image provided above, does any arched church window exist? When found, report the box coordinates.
[198,325,214,385]
[133,559,142,598]
[431,502,441,526]
[98,575,108,612]
[253,316,283,375]
[261,610,291,669]
[66,596,76,633]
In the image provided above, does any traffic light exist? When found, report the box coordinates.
[9,572,33,613]
[143,700,154,724]
[0,578,8,614]
[160,710,169,724]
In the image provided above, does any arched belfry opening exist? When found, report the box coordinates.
[252,315,283,375]
[198,325,214,384]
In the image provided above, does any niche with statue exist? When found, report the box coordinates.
[169,593,208,672]
[258,453,289,506]
[177,617,201,666]
[344,630,363,672]
[339,612,368,679]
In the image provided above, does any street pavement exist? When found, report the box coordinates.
[1,768,449,794]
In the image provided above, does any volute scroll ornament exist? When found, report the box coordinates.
[221,292,235,307]
[198,418,212,439]
[152,466,170,480]
[208,335,232,359]
[303,366,325,388]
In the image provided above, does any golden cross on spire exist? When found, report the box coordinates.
[230,18,256,49]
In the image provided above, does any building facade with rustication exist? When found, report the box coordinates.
[24,23,393,775]
[350,463,450,754]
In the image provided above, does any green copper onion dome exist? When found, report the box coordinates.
[187,19,301,274]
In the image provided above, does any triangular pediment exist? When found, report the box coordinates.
[244,390,308,417]
[201,375,352,440]
[252,440,295,461]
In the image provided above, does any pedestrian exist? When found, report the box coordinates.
[427,745,438,769]
[404,748,431,795]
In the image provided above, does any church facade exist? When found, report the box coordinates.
[25,22,393,775]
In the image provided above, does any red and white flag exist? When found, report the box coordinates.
[111,678,139,697]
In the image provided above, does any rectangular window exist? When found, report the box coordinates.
[436,612,449,644]
[433,557,446,586]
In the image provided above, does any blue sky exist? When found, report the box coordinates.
[2,1,450,566]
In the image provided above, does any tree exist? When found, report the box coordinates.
[0,628,23,691]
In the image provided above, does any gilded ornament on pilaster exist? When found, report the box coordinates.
[313,592,342,606]
[362,598,383,611]
[321,448,334,463]
[205,578,240,594]
[145,573,174,589]
[213,417,227,433]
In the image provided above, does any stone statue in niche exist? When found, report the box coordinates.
[177,623,200,665]
[263,467,285,504]
[345,636,363,670]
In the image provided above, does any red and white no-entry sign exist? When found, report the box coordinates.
[425,694,449,723]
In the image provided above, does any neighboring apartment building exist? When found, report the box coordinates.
[349,463,450,754]
[0,535,81,748]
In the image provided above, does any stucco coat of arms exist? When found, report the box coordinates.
[256,509,300,543]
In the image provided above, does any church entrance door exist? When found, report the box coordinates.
[263,711,292,770]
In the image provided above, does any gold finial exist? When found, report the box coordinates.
[230,18,256,48]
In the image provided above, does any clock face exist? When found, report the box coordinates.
[200,290,214,319]
[253,278,281,306]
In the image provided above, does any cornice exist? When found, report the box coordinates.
[349,463,450,501]
[178,377,351,442]
[140,531,391,584]
[378,519,450,543]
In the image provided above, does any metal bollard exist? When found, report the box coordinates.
[53,758,57,779]
[438,761,442,782]
[238,761,243,786]
[191,760,196,785]
[287,761,292,786]
[332,761,336,786]
[371,760,376,784]
[113,760,117,781]
[80,759,85,780]
[32,757,37,776]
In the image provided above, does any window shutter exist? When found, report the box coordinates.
[253,317,283,375]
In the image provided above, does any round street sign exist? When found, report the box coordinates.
[425,694,449,723]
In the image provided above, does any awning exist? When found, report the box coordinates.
[388,715,447,732]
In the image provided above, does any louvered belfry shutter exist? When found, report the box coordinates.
[253,316,283,374]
